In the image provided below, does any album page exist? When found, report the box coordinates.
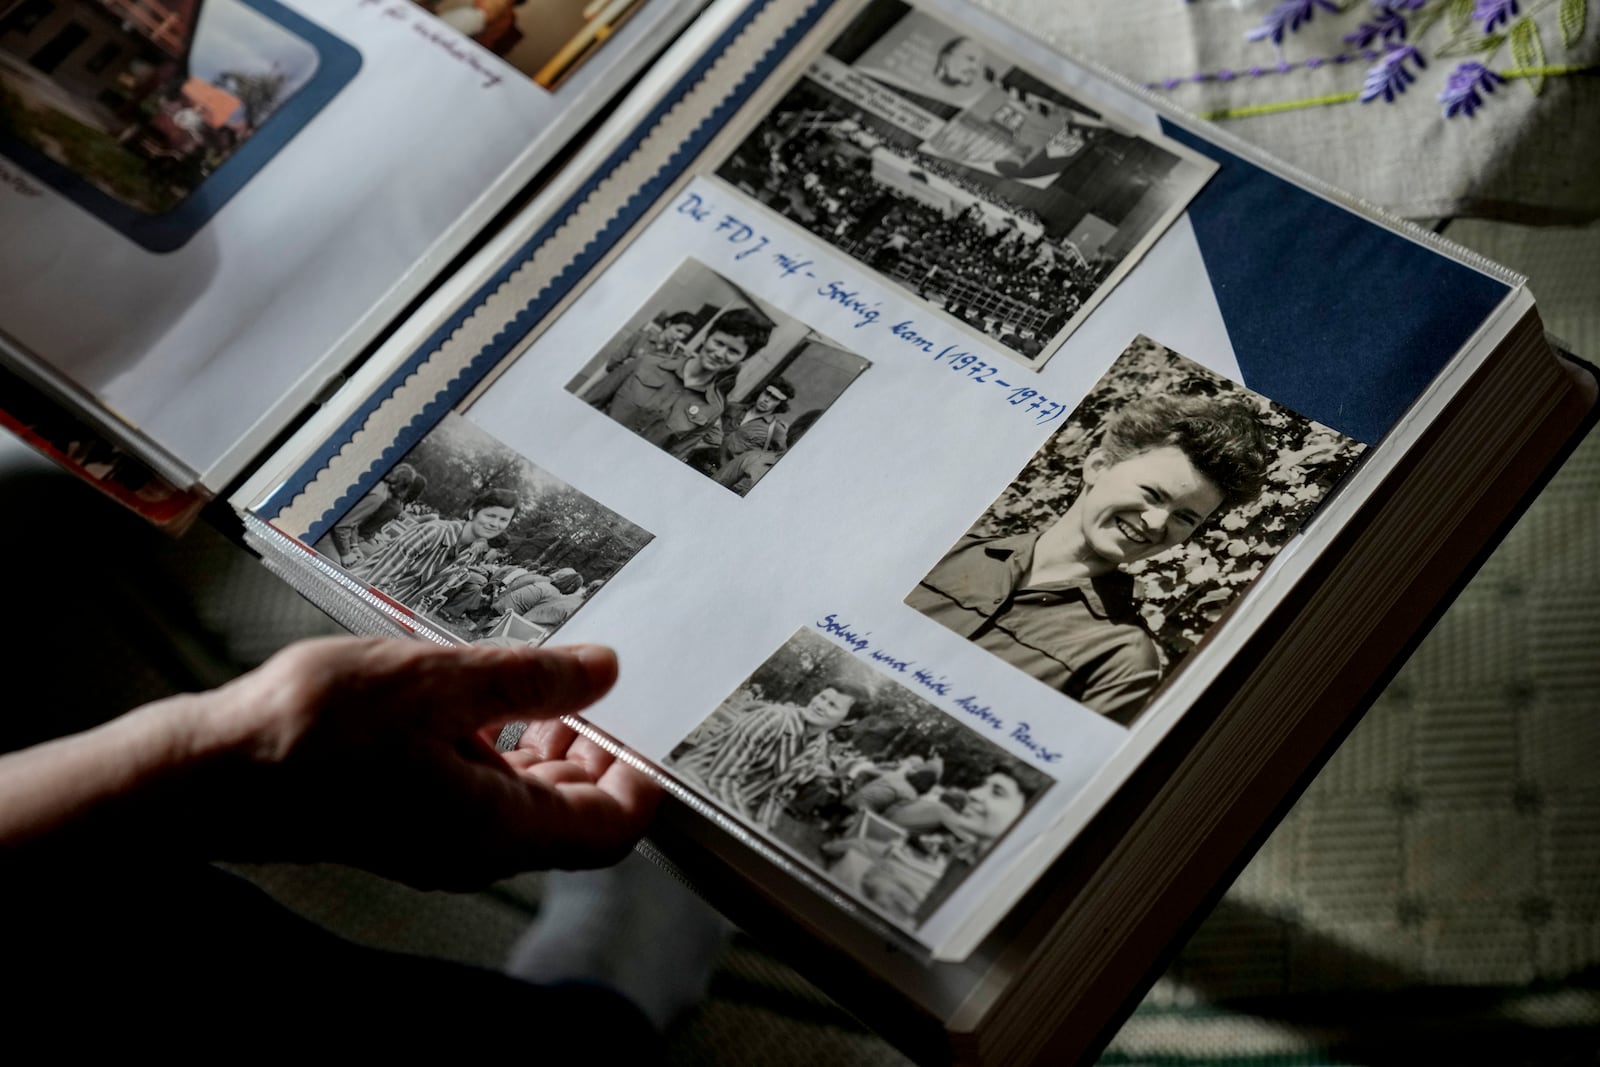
[0,0,701,487]
[242,0,1517,958]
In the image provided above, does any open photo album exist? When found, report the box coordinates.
[226,0,1572,956]
[5,0,1593,1059]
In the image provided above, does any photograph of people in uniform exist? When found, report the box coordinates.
[712,0,1214,367]
[907,337,1366,726]
[665,627,1052,928]
[313,412,651,643]
[566,258,870,495]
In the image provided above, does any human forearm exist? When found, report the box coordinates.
[0,694,221,851]
[2,638,660,884]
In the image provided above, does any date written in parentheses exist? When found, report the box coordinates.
[929,345,1066,423]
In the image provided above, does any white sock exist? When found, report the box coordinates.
[506,852,732,1030]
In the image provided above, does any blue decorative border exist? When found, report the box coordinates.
[266,0,837,544]
[0,0,360,253]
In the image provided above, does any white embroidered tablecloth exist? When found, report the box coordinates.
[975,0,1600,222]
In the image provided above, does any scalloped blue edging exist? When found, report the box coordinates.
[265,0,837,543]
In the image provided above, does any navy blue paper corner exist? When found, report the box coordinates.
[1161,121,1510,446]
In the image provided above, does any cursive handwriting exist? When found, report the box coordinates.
[772,250,814,279]
[888,320,936,353]
[665,191,1075,422]
[409,19,505,88]
[911,668,952,697]
[669,188,1068,423]
[676,191,712,221]
[955,695,1003,731]
[816,613,870,653]
[357,0,506,89]
[1009,721,1063,763]
[817,280,880,329]
[809,614,1062,769]
[868,647,911,672]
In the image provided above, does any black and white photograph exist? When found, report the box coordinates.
[313,412,652,644]
[906,337,1366,727]
[712,0,1214,368]
[665,627,1053,928]
[565,258,871,495]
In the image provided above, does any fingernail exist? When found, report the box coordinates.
[568,644,618,680]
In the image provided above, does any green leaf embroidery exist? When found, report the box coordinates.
[1464,31,1507,53]
[1509,16,1548,94]
[1447,0,1475,36]
[1411,5,1447,40]
[1436,31,1503,57]
[1559,0,1588,48]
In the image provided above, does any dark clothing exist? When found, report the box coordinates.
[0,465,663,1057]
[906,532,1160,725]
[5,860,663,1055]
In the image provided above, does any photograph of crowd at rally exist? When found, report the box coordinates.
[714,0,1207,365]
[566,258,869,495]
[314,412,652,644]
[718,107,1097,363]
[665,627,1053,927]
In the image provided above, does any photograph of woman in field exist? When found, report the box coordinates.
[665,627,1053,928]
[316,412,651,643]
[352,486,520,609]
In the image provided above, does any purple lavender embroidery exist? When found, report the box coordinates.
[1246,0,1341,45]
[1439,61,1506,116]
[1344,4,1409,47]
[1473,0,1519,32]
[1359,44,1426,102]
[1157,0,1585,114]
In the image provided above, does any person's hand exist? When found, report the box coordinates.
[141,637,659,888]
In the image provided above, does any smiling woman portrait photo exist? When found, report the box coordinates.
[354,487,522,609]
[668,678,869,829]
[907,338,1366,727]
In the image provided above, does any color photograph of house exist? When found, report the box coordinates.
[0,0,320,215]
